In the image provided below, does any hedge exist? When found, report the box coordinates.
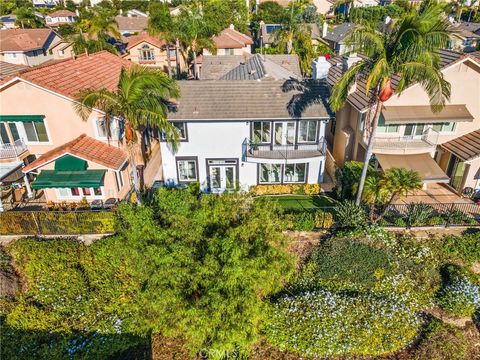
[0,211,116,235]
[250,184,321,196]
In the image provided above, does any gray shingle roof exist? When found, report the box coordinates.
[115,15,148,32]
[327,49,465,112]
[200,54,302,80]
[0,61,29,81]
[323,22,356,43]
[169,79,333,120]
[220,54,299,80]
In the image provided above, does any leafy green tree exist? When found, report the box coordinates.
[330,3,451,206]
[119,189,294,357]
[14,6,44,28]
[74,66,180,203]
[202,0,249,34]
[253,0,286,24]
[78,7,120,40]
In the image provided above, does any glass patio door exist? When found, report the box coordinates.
[403,124,425,138]
[446,154,466,191]
[274,122,295,146]
[209,165,236,192]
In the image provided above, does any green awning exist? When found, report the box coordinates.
[0,115,45,122]
[31,170,106,189]
[54,155,88,171]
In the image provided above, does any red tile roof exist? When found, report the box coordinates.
[213,27,253,49]
[18,51,133,99]
[125,32,166,50]
[0,28,54,52]
[23,134,128,172]
[48,10,77,18]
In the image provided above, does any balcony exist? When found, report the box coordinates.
[369,128,440,155]
[243,137,327,160]
[0,139,28,160]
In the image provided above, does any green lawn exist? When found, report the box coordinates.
[265,195,336,210]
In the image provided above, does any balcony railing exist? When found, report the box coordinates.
[370,128,440,153]
[243,137,327,160]
[0,139,28,159]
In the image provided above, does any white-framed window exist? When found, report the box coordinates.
[432,122,456,133]
[284,163,307,183]
[176,158,198,182]
[139,44,155,61]
[95,117,122,140]
[377,115,399,134]
[56,187,103,199]
[173,122,187,140]
[23,121,49,142]
[225,48,235,55]
[259,163,281,184]
[298,120,317,142]
[252,121,271,143]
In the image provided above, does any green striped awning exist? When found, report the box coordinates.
[31,170,106,189]
[54,155,88,171]
[0,115,45,122]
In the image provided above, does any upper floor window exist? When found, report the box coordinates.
[377,114,399,134]
[298,120,317,142]
[95,117,122,140]
[252,121,271,143]
[139,44,155,61]
[225,48,235,55]
[432,122,456,133]
[173,122,187,140]
[24,121,49,142]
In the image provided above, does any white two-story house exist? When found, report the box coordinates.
[160,79,332,192]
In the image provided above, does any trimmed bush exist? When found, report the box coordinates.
[249,184,321,196]
[0,211,116,235]
[440,232,480,265]
[265,289,422,357]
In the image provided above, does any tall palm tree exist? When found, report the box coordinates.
[74,66,180,204]
[79,8,121,41]
[330,3,452,206]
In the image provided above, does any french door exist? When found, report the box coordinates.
[446,154,466,192]
[274,122,295,146]
[207,159,238,192]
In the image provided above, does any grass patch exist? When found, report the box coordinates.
[266,195,335,210]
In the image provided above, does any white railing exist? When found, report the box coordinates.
[0,139,28,159]
[370,128,440,152]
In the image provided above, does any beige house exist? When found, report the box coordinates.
[0,51,162,207]
[123,33,185,74]
[204,25,253,56]
[325,50,480,195]
[45,9,78,27]
[0,28,73,67]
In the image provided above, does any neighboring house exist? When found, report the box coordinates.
[115,14,148,36]
[448,22,480,53]
[0,15,17,29]
[159,80,332,192]
[203,25,253,56]
[322,22,356,55]
[322,50,480,194]
[122,32,185,74]
[0,61,29,81]
[198,54,302,80]
[45,10,78,27]
[0,51,144,206]
[259,23,322,50]
[0,29,73,66]
[32,0,60,8]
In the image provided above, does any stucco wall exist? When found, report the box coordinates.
[124,41,185,72]
[160,120,326,191]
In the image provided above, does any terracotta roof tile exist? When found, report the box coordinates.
[0,28,54,52]
[18,51,133,99]
[23,134,128,172]
[125,32,166,50]
[213,27,253,49]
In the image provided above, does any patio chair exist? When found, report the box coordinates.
[103,198,118,209]
[90,199,103,210]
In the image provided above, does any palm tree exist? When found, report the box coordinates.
[376,168,422,221]
[330,3,452,206]
[362,173,388,221]
[74,66,180,204]
[174,4,216,79]
[79,8,120,41]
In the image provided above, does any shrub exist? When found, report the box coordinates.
[265,289,422,357]
[394,217,407,227]
[187,181,201,196]
[440,233,480,265]
[443,209,474,225]
[405,203,434,227]
[290,212,315,231]
[334,201,368,228]
[249,184,321,196]
[437,265,480,317]
[427,215,445,226]
[314,210,334,229]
